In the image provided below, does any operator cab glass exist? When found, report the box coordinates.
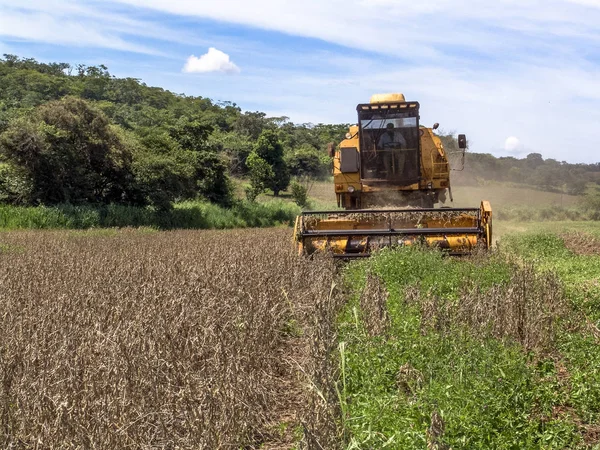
[357,103,420,185]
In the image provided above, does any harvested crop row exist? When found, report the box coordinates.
[0,229,338,449]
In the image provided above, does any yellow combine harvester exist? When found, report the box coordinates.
[294,93,492,258]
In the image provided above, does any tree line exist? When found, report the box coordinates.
[1,55,598,211]
[0,55,343,209]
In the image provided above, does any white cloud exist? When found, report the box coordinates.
[182,48,240,74]
[0,10,156,54]
[0,0,208,55]
[504,137,522,152]
[109,0,600,61]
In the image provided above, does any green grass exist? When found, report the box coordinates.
[0,200,300,230]
[495,220,600,236]
[451,183,580,209]
[335,236,600,448]
[495,205,598,223]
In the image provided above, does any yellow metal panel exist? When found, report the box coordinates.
[362,183,420,192]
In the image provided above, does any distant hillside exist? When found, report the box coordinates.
[437,136,600,196]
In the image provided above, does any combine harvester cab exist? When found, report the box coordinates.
[294,201,492,258]
[294,93,492,259]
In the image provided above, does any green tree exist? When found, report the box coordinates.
[566,178,587,195]
[169,117,233,206]
[132,127,198,209]
[532,165,562,191]
[0,97,137,205]
[290,181,308,207]
[245,152,273,201]
[234,111,269,140]
[525,153,544,170]
[285,144,329,179]
[194,151,233,206]
[208,130,253,175]
[249,129,290,196]
[130,146,196,210]
[0,162,32,204]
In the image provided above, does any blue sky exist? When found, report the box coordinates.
[1,0,600,162]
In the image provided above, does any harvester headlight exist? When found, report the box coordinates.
[345,132,352,139]
[348,186,355,193]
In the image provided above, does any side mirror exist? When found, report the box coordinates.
[458,134,467,149]
[432,123,439,130]
[327,142,335,158]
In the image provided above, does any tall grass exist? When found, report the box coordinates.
[0,199,300,230]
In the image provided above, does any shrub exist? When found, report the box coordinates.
[290,181,308,207]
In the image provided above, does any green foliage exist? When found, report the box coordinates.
[331,229,600,447]
[245,152,274,201]
[167,117,233,206]
[194,151,233,206]
[245,130,291,199]
[0,55,354,213]
[251,129,290,196]
[168,116,213,152]
[0,199,299,230]
[580,190,600,217]
[502,230,600,426]
[208,130,253,174]
[289,181,308,207]
[130,141,196,210]
[0,162,32,204]
[500,232,571,259]
[0,97,138,205]
[285,143,330,180]
[566,178,588,195]
[338,249,579,448]
[233,111,271,140]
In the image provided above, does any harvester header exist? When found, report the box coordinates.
[295,201,492,258]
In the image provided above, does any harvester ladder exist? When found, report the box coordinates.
[431,154,449,179]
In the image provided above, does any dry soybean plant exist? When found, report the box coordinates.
[415,263,567,353]
[0,228,340,449]
[359,272,389,338]
[299,270,345,450]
